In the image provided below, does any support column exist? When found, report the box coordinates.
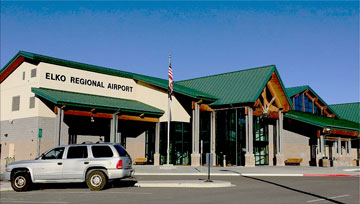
[245,107,255,167]
[55,107,64,146]
[276,110,285,166]
[110,114,118,143]
[191,102,201,166]
[210,111,216,166]
[320,135,324,157]
[154,122,160,166]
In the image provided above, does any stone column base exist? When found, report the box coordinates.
[212,153,217,166]
[191,153,201,166]
[276,154,285,166]
[245,153,255,167]
[153,153,160,166]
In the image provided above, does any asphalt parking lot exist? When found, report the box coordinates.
[1,176,359,204]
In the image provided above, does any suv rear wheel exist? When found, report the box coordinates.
[11,171,32,192]
[86,170,107,191]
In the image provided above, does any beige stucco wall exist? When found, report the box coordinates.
[0,62,42,121]
[282,129,310,166]
[135,82,190,122]
[126,132,146,161]
[37,62,189,122]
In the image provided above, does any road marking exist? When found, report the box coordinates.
[29,191,153,195]
[306,194,350,203]
[0,201,69,204]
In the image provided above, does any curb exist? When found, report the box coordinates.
[134,173,360,177]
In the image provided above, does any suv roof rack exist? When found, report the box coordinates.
[81,141,93,144]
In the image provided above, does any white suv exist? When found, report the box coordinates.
[4,143,134,191]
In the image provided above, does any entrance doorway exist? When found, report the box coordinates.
[254,117,269,165]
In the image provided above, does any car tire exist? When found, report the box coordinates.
[11,171,32,192]
[86,170,107,191]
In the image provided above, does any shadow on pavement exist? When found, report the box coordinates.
[243,176,344,204]
[32,179,137,191]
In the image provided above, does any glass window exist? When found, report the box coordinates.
[43,147,65,159]
[31,68,37,78]
[12,96,20,111]
[293,95,303,111]
[29,97,35,109]
[92,146,113,158]
[22,72,25,80]
[304,96,313,113]
[67,146,88,159]
[114,145,129,157]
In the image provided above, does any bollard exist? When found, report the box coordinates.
[223,155,226,167]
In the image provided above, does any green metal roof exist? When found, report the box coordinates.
[176,65,292,107]
[286,85,338,118]
[285,110,359,132]
[330,102,360,123]
[31,88,164,116]
[1,51,216,102]
[286,86,309,97]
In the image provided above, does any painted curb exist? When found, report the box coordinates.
[303,174,360,177]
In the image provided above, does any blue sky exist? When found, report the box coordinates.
[1,1,359,104]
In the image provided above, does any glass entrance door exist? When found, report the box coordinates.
[254,117,269,165]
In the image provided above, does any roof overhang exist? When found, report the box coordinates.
[32,88,165,118]
[285,111,359,137]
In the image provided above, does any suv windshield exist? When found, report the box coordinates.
[114,144,130,157]
[43,147,65,159]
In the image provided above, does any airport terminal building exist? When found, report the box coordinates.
[1,51,359,169]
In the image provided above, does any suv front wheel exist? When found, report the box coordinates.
[11,171,32,192]
[86,170,107,191]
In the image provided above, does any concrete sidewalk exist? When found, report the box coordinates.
[133,165,360,177]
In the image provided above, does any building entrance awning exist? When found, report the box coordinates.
[285,111,359,137]
[32,88,165,117]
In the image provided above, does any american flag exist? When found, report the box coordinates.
[168,64,173,100]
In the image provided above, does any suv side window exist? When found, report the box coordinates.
[43,147,65,159]
[114,144,130,157]
[91,146,113,158]
[67,146,88,159]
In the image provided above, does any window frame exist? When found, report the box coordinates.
[12,96,20,111]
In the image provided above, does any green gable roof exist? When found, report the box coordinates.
[330,102,360,123]
[286,85,338,117]
[32,88,164,116]
[285,111,359,132]
[286,86,309,97]
[1,51,216,102]
[176,65,292,107]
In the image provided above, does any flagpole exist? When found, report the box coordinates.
[167,54,171,165]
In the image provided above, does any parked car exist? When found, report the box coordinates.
[4,143,134,191]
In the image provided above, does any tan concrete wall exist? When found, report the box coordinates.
[126,132,146,161]
[282,129,310,166]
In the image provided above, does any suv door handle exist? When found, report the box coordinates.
[84,162,89,164]
[57,162,62,165]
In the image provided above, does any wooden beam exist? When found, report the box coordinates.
[63,110,159,122]
[253,108,279,119]
[329,129,359,137]
[192,102,213,111]
[118,115,159,122]
[325,136,351,141]
[267,81,282,108]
